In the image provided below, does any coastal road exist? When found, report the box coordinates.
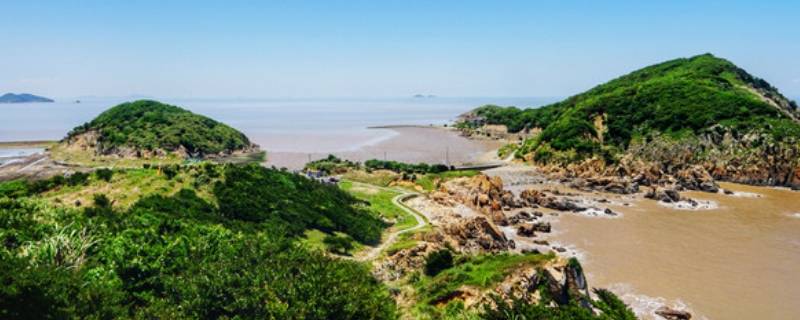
[350,183,429,262]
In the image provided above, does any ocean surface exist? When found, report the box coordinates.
[0,97,555,153]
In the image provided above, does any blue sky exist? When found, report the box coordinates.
[2,1,799,99]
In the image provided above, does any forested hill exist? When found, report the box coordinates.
[468,54,800,161]
[64,100,256,157]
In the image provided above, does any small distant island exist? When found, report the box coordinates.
[0,93,54,103]
[413,94,436,98]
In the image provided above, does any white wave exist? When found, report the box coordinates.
[722,190,762,198]
[572,207,623,218]
[606,283,703,320]
[657,199,718,210]
[789,213,800,219]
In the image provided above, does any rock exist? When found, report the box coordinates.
[563,259,591,309]
[533,222,551,233]
[521,248,540,254]
[517,224,536,237]
[645,186,681,203]
[553,246,567,253]
[533,240,550,246]
[603,208,617,216]
[723,189,734,195]
[655,306,692,320]
[441,216,512,253]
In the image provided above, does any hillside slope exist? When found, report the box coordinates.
[59,100,257,159]
[467,54,800,187]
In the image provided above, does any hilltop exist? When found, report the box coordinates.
[462,54,800,188]
[0,93,54,103]
[55,100,258,162]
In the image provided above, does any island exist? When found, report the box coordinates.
[0,93,54,103]
[50,100,261,165]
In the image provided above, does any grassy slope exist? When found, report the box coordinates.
[472,54,800,161]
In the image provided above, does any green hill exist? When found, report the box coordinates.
[63,100,256,158]
[0,163,394,318]
[468,54,800,163]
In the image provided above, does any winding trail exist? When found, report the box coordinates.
[351,183,429,262]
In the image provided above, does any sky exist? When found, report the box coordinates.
[2,1,799,99]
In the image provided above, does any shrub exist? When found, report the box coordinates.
[66,172,89,186]
[424,249,454,276]
[323,234,354,255]
[95,168,114,182]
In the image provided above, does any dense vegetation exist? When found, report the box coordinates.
[66,100,253,156]
[468,54,800,163]
[364,159,452,174]
[216,164,385,244]
[479,289,636,320]
[0,164,396,319]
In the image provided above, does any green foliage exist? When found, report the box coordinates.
[415,252,553,306]
[497,143,519,159]
[305,154,360,174]
[66,172,89,186]
[95,168,114,182]
[0,174,398,319]
[475,54,800,163]
[424,249,454,276]
[66,100,252,156]
[0,180,29,199]
[214,164,385,244]
[324,234,355,255]
[365,159,451,174]
[479,289,637,320]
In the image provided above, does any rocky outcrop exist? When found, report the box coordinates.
[373,242,443,281]
[644,186,682,203]
[519,189,583,211]
[440,216,513,253]
[655,306,692,320]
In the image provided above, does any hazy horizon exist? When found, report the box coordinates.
[2,1,799,99]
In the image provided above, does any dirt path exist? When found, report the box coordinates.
[351,184,429,262]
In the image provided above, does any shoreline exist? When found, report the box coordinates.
[0,140,57,148]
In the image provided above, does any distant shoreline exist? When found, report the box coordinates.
[367,124,449,129]
[0,140,57,148]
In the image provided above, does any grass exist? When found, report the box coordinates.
[342,169,399,187]
[384,225,432,256]
[415,170,479,192]
[40,167,217,209]
[49,144,185,167]
[300,229,364,255]
[413,252,554,306]
[339,180,417,231]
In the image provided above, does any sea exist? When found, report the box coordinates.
[0,97,556,166]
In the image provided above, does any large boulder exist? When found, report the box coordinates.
[655,306,692,320]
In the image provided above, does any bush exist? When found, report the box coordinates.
[323,234,355,255]
[95,168,114,182]
[424,249,454,276]
[66,172,89,186]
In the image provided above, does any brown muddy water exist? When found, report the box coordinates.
[551,182,800,319]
